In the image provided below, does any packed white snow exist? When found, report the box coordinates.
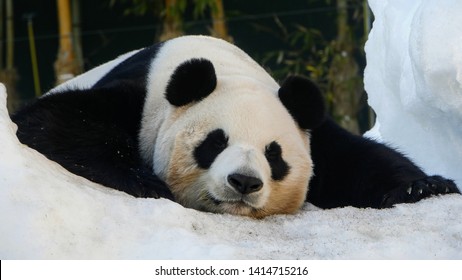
[364,0,462,188]
[1,0,462,259]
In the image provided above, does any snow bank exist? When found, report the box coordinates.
[364,0,462,188]
[1,84,462,259]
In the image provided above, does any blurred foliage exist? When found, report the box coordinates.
[108,0,218,19]
[259,19,334,90]
[107,0,229,41]
[108,0,163,16]
[257,0,370,133]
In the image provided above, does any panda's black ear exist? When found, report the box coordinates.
[278,75,326,130]
[166,58,217,107]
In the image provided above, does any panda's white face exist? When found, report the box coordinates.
[153,78,312,218]
[138,38,324,218]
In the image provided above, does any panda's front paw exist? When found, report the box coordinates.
[142,179,175,201]
[380,175,460,208]
[125,167,175,200]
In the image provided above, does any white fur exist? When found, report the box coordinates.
[139,35,279,167]
[134,36,313,216]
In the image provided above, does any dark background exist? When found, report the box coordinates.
[13,0,341,99]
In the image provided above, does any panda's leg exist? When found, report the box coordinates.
[308,118,460,209]
[12,86,174,200]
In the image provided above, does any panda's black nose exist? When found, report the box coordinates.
[227,173,263,194]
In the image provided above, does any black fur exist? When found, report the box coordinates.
[278,76,326,130]
[265,141,290,181]
[307,117,460,208]
[12,45,174,200]
[193,129,228,169]
[166,58,217,107]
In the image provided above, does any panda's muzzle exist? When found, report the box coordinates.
[227,173,263,194]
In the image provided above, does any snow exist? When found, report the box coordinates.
[1,0,462,259]
[364,0,462,188]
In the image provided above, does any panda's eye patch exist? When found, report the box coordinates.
[265,141,290,181]
[194,129,228,169]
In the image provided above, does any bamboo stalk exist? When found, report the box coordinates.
[55,0,77,84]
[26,17,41,96]
[211,0,231,42]
[0,0,4,69]
[6,0,13,70]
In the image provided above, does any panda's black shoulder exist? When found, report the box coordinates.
[12,83,146,145]
[13,42,166,150]
[92,42,164,90]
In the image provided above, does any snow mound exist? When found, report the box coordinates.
[1,84,462,259]
[364,0,462,188]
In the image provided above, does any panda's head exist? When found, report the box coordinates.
[148,58,325,218]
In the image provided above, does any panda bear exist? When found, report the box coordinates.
[12,35,459,218]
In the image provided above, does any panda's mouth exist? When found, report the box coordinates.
[208,194,223,205]
[206,191,258,210]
